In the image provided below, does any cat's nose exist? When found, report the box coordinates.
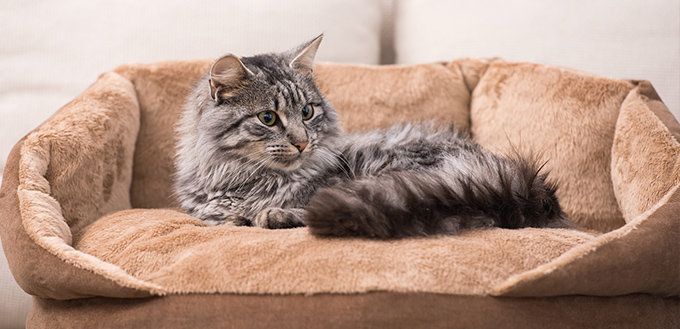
[293,141,309,152]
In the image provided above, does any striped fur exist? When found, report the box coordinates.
[174,37,573,237]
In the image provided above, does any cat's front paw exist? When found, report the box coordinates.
[254,208,306,229]
[203,215,252,226]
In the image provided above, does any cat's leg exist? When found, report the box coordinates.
[181,191,255,226]
[254,208,306,229]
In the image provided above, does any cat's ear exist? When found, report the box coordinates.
[288,34,323,76]
[209,54,254,101]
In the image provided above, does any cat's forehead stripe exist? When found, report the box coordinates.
[274,79,306,109]
[295,87,307,105]
[286,80,305,105]
[274,82,287,108]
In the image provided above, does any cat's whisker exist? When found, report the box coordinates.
[236,155,273,194]
[245,158,277,197]
[228,164,262,190]
[206,150,269,189]
[234,150,269,163]
[310,147,334,170]
[226,151,270,188]
[320,146,353,172]
[323,151,352,179]
[236,160,271,196]
[323,154,350,179]
[317,147,353,179]
[231,151,269,172]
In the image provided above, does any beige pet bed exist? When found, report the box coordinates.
[0,58,678,328]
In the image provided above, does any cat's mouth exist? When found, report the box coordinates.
[259,143,314,171]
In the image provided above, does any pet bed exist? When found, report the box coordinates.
[0,58,678,328]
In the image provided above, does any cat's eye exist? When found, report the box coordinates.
[302,104,314,121]
[258,111,277,126]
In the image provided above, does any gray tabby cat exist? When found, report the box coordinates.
[174,35,573,238]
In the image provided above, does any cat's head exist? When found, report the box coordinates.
[191,35,341,172]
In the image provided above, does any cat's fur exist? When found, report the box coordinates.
[174,35,573,238]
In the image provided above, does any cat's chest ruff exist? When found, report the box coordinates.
[256,166,338,208]
[243,171,310,201]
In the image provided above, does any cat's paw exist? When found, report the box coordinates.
[254,208,306,229]
[203,215,252,226]
[230,216,253,227]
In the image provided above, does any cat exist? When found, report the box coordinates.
[173,35,573,239]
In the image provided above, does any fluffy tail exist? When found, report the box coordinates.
[305,158,573,239]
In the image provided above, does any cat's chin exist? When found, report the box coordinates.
[266,158,304,172]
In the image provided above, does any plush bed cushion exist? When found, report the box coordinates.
[27,293,679,329]
[0,59,678,327]
[73,209,594,295]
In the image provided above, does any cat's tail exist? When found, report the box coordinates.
[305,157,574,239]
